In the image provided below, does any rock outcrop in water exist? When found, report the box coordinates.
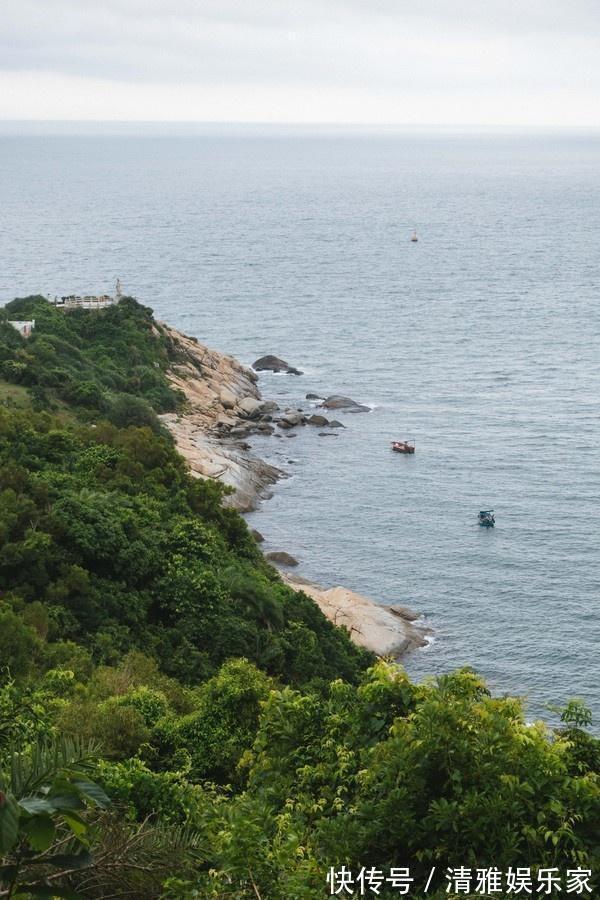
[253,354,303,375]
[265,551,299,567]
[321,395,370,413]
[277,410,305,429]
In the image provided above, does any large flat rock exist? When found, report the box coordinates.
[282,574,429,658]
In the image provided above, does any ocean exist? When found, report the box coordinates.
[1,127,599,724]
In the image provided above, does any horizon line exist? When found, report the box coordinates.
[1,119,600,134]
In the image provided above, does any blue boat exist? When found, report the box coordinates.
[478,509,495,527]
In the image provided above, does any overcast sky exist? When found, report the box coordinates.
[1,0,599,125]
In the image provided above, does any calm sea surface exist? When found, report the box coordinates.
[1,130,599,723]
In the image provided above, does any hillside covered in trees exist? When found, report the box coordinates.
[0,297,598,899]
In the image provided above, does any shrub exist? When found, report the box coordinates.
[177,659,272,784]
[107,394,160,430]
[115,687,170,727]
[0,608,42,677]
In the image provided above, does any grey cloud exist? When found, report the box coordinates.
[5,0,600,40]
[0,0,599,92]
[338,0,600,36]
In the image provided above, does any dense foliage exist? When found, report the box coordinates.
[0,295,182,421]
[1,299,599,898]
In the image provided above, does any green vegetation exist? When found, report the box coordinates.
[0,295,183,424]
[1,298,599,898]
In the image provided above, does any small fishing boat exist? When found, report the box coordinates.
[391,439,415,454]
[478,509,495,527]
[410,228,418,243]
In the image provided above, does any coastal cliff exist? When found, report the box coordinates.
[159,323,281,512]
[158,322,428,659]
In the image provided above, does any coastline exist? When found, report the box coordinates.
[281,573,429,657]
[160,322,430,660]
[158,322,281,512]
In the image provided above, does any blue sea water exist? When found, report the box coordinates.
[1,128,599,724]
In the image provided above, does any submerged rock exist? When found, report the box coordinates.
[228,431,250,442]
[265,551,299,567]
[253,355,303,376]
[306,392,323,400]
[328,420,345,428]
[321,395,370,412]
[277,410,305,428]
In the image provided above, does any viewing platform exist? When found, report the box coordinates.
[53,279,123,310]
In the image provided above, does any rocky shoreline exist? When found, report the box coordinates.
[159,324,281,512]
[281,574,430,657]
[159,323,430,659]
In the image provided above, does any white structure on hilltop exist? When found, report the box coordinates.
[54,279,124,310]
[8,320,35,338]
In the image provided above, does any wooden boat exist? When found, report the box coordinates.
[391,439,415,454]
[478,509,495,527]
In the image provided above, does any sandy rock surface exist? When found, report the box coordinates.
[159,324,281,512]
[282,573,430,657]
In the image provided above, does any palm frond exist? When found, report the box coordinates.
[64,811,207,899]
[10,735,103,796]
